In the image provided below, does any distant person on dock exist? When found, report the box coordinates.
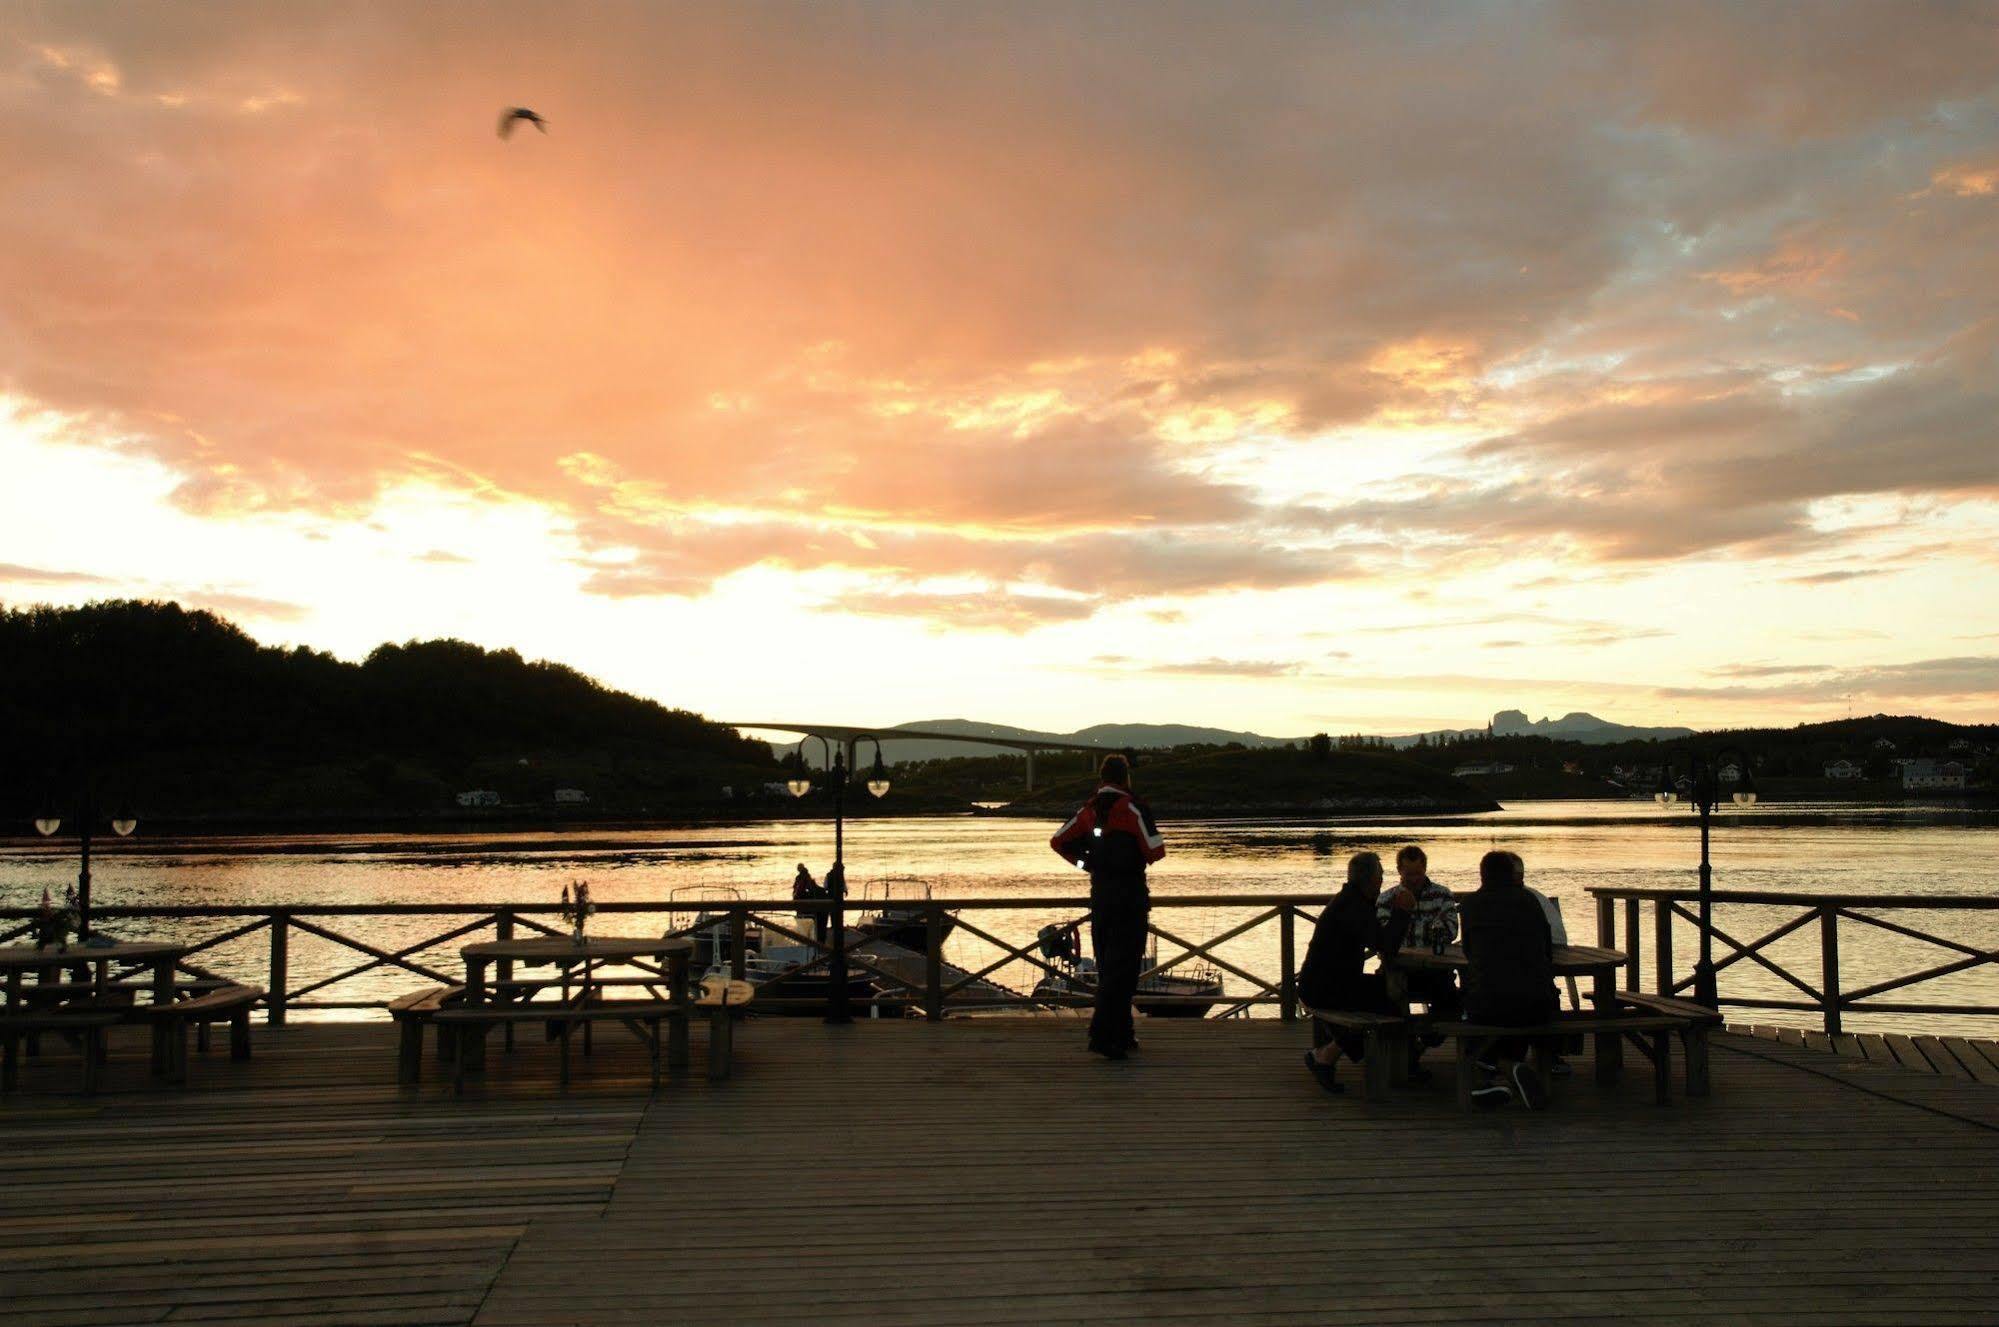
[1460,849,1557,1109]
[1299,851,1390,1094]
[1050,754,1166,1060]
[793,862,828,942]
[1377,844,1460,1080]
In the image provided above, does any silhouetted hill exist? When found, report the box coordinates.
[0,600,779,822]
[1002,745,1495,817]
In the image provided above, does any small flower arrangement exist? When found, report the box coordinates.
[34,885,80,951]
[560,879,594,941]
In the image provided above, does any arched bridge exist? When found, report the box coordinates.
[729,723,1124,791]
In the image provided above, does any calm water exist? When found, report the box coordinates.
[3,801,1994,1035]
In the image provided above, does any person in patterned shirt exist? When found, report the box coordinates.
[1376,844,1462,1080]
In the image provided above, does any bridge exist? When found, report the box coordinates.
[729,723,1125,791]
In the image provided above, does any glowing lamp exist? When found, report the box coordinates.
[33,817,61,837]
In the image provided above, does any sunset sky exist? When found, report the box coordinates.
[4,2,1997,736]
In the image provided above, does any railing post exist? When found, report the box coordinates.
[1278,906,1297,1022]
[267,912,289,1025]
[1820,907,1842,1036]
[1595,894,1615,950]
[1623,897,1641,992]
[496,908,514,990]
[1654,898,1673,996]
[730,908,748,981]
[923,905,944,1022]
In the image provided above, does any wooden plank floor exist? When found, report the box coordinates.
[1731,1021,1999,1086]
[4,1018,1998,1326]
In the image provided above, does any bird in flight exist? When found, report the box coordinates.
[498,107,548,139]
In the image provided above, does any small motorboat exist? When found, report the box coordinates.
[1030,923,1224,1018]
[850,877,957,951]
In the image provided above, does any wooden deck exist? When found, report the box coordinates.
[4,1018,1998,1326]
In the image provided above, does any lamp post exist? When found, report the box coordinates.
[32,786,138,941]
[1654,745,1756,1009]
[787,735,890,1023]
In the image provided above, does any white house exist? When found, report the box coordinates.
[553,788,589,805]
[455,789,501,808]
[1823,760,1862,780]
[1452,761,1515,778]
[1900,759,1967,791]
[1718,763,1742,783]
[1873,737,1897,751]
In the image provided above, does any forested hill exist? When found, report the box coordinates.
[0,600,777,822]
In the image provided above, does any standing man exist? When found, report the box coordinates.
[1051,754,1165,1060]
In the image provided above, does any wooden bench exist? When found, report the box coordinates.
[1299,1004,1409,1102]
[433,1000,688,1092]
[1436,1013,1689,1111]
[696,977,755,1082]
[136,985,263,1083]
[389,985,466,1085]
[1615,990,1723,1098]
[1,1010,123,1095]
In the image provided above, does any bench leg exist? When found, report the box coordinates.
[230,1011,252,1061]
[81,1027,103,1096]
[650,1018,662,1092]
[171,1018,191,1085]
[397,1018,424,1085]
[1684,1028,1711,1098]
[1,1032,17,1092]
[1454,1040,1478,1113]
[668,1011,690,1071]
[454,1024,487,1095]
[707,1010,733,1083]
[196,1021,212,1054]
[1652,1031,1671,1106]
[437,1023,457,1064]
[1361,1030,1392,1103]
[559,1018,572,1087]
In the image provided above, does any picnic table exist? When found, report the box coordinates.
[445,935,698,1089]
[1,941,188,1089]
[1385,943,1631,1083]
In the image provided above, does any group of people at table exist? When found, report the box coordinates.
[1299,843,1565,1108]
[1053,755,1566,1109]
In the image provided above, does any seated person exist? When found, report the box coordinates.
[1460,849,1558,1109]
[1298,851,1390,1094]
[1375,844,1461,1078]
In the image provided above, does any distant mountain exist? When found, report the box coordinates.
[1488,709,1697,744]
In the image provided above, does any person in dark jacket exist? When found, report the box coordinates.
[1460,849,1557,1108]
[1298,851,1390,1094]
[1050,754,1165,1060]
[792,862,828,942]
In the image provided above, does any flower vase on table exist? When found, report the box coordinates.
[561,879,594,943]
[33,886,79,952]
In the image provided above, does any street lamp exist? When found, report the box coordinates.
[1655,745,1756,1009]
[786,736,888,1023]
[32,791,138,940]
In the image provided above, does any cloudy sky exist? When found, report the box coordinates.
[4,2,1997,735]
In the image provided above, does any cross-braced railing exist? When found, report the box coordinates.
[1589,888,1999,1034]
[0,897,1324,1023]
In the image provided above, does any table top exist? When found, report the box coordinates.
[1386,943,1626,975]
[461,936,696,963]
[0,941,186,970]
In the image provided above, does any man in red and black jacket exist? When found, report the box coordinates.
[1050,754,1166,1059]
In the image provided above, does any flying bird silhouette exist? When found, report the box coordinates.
[498,107,548,139]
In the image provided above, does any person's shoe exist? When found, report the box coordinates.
[1303,1050,1345,1095]
[1406,1064,1434,1086]
[1547,1057,1573,1078]
[1510,1061,1549,1110]
[1125,1038,1140,1054]
[1474,1058,1497,1075]
[1471,1083,1511,1110]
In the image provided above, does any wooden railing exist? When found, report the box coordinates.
[0,896,1321,1023]
[1588,888,1999,1034]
